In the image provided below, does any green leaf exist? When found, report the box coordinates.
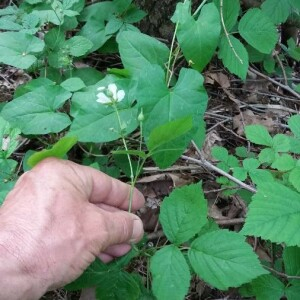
[60,77,86,92]
[147,116,193,168]
[285,285,300,300]
[290,0,300,9]
[233,167,248,181]
[27,136,78,168]
[71,67,104,86]
[261,0,292,24]
[188,230,267,290]
[44,27,65,50]
[148,116,193,152]
[271,154,295,171]
[288,115,300,139]
[0,117,21,159]
[258,148,275,164]
[112,150,146,159]
[0,180,15,205]
[289,137,300,154]
[95,271,141,300]
[211,146,228,162]
[150,245,190,300]
[137,66,208,139]
[238,8,278,54]
[289,167,300,192]
[1,86,71,135]
[117,31,169,76]
[272,134,290,152]
[243,158,260,171]
[176,3,221,71]
[283,246,300,277]
[0,158,17,182]
[251,275,285,300]
[249,169,274,185]
[218,34,249,80]
[0,32,44,69]
[159,183,208,244]
[66,36,93,56]
[213,0,240,31]
[241,182,300,246]
[245,125,273,147]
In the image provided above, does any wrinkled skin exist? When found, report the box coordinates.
[0,158,144,300]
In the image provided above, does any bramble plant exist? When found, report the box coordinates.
[0,0,300,299]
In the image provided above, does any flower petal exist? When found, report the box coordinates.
[96,92,111,104]
[97,86,106,92]
[117,90,125,102]
[108,83,118,100]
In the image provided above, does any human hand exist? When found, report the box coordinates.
[0,158,144,299]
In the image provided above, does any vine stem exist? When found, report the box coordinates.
[220,0,243,64]
[113,104,135,213]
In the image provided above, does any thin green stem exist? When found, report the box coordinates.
[113,103,135,212]
[192,0,208,17]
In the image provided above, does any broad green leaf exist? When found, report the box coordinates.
[289,167,300,192]
[238,8,278,54]
[289,137,300,154]
[0,158,17,182]
[271,154,295,171]
[188,230,267,290]
[251,275,285,300]
[176,3,221,71]
[150,245,190,300]
[258,148,275,164]
[70,107,138,142]
[78,19,109,53]
[249,169,274,185]
[95,271,141,300]
[218,34,249,80]
[147,116,194,168]
[290,0,300,9]
[171,1,191,24]
[137,66,208,139]
[261,0,292,24]
[1,86,71,135]
[285,285,300,300]
[272,134,290,152]
[0,32,44,69]
[283,246,300,278]
[71,67,104,86]
[44,27,65,50]
[0,117,21,159]
[245,125,273,147]
[288,115,300,139]
[159,184,208,244]
[0,180,15,205]
[27,136,78,168]
[60,77,86,92]
[211,146,229,161]
[227,155,239,167]
[117,31,169,76]
[213,0,240,31]
[66,36,93,56]
[243,158,260,171]
[241,182,300,246]
[263,55,275,73]
[147,116,193,152]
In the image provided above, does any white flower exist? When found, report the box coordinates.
[96,84,125,105]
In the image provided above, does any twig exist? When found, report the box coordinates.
[274,51,288,86]
[264,265,300,280]
[220,0,243,64]
[184,141,257,194]
[215,218,245,225]
[249,67,300,100]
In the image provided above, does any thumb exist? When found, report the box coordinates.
[99,210,144,249]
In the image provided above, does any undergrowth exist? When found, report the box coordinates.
[0,0,300,299]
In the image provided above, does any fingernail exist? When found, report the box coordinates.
[130,218,144,243]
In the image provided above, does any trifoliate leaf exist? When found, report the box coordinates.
[188,230,267,290]
[241,182,300,246]
[159,184,208,244]
[150,245,190,300]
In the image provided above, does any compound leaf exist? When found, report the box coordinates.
[159,183,208,244]
[241,182,300,246]
[188,230,267,290]
[151,245,190,300]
